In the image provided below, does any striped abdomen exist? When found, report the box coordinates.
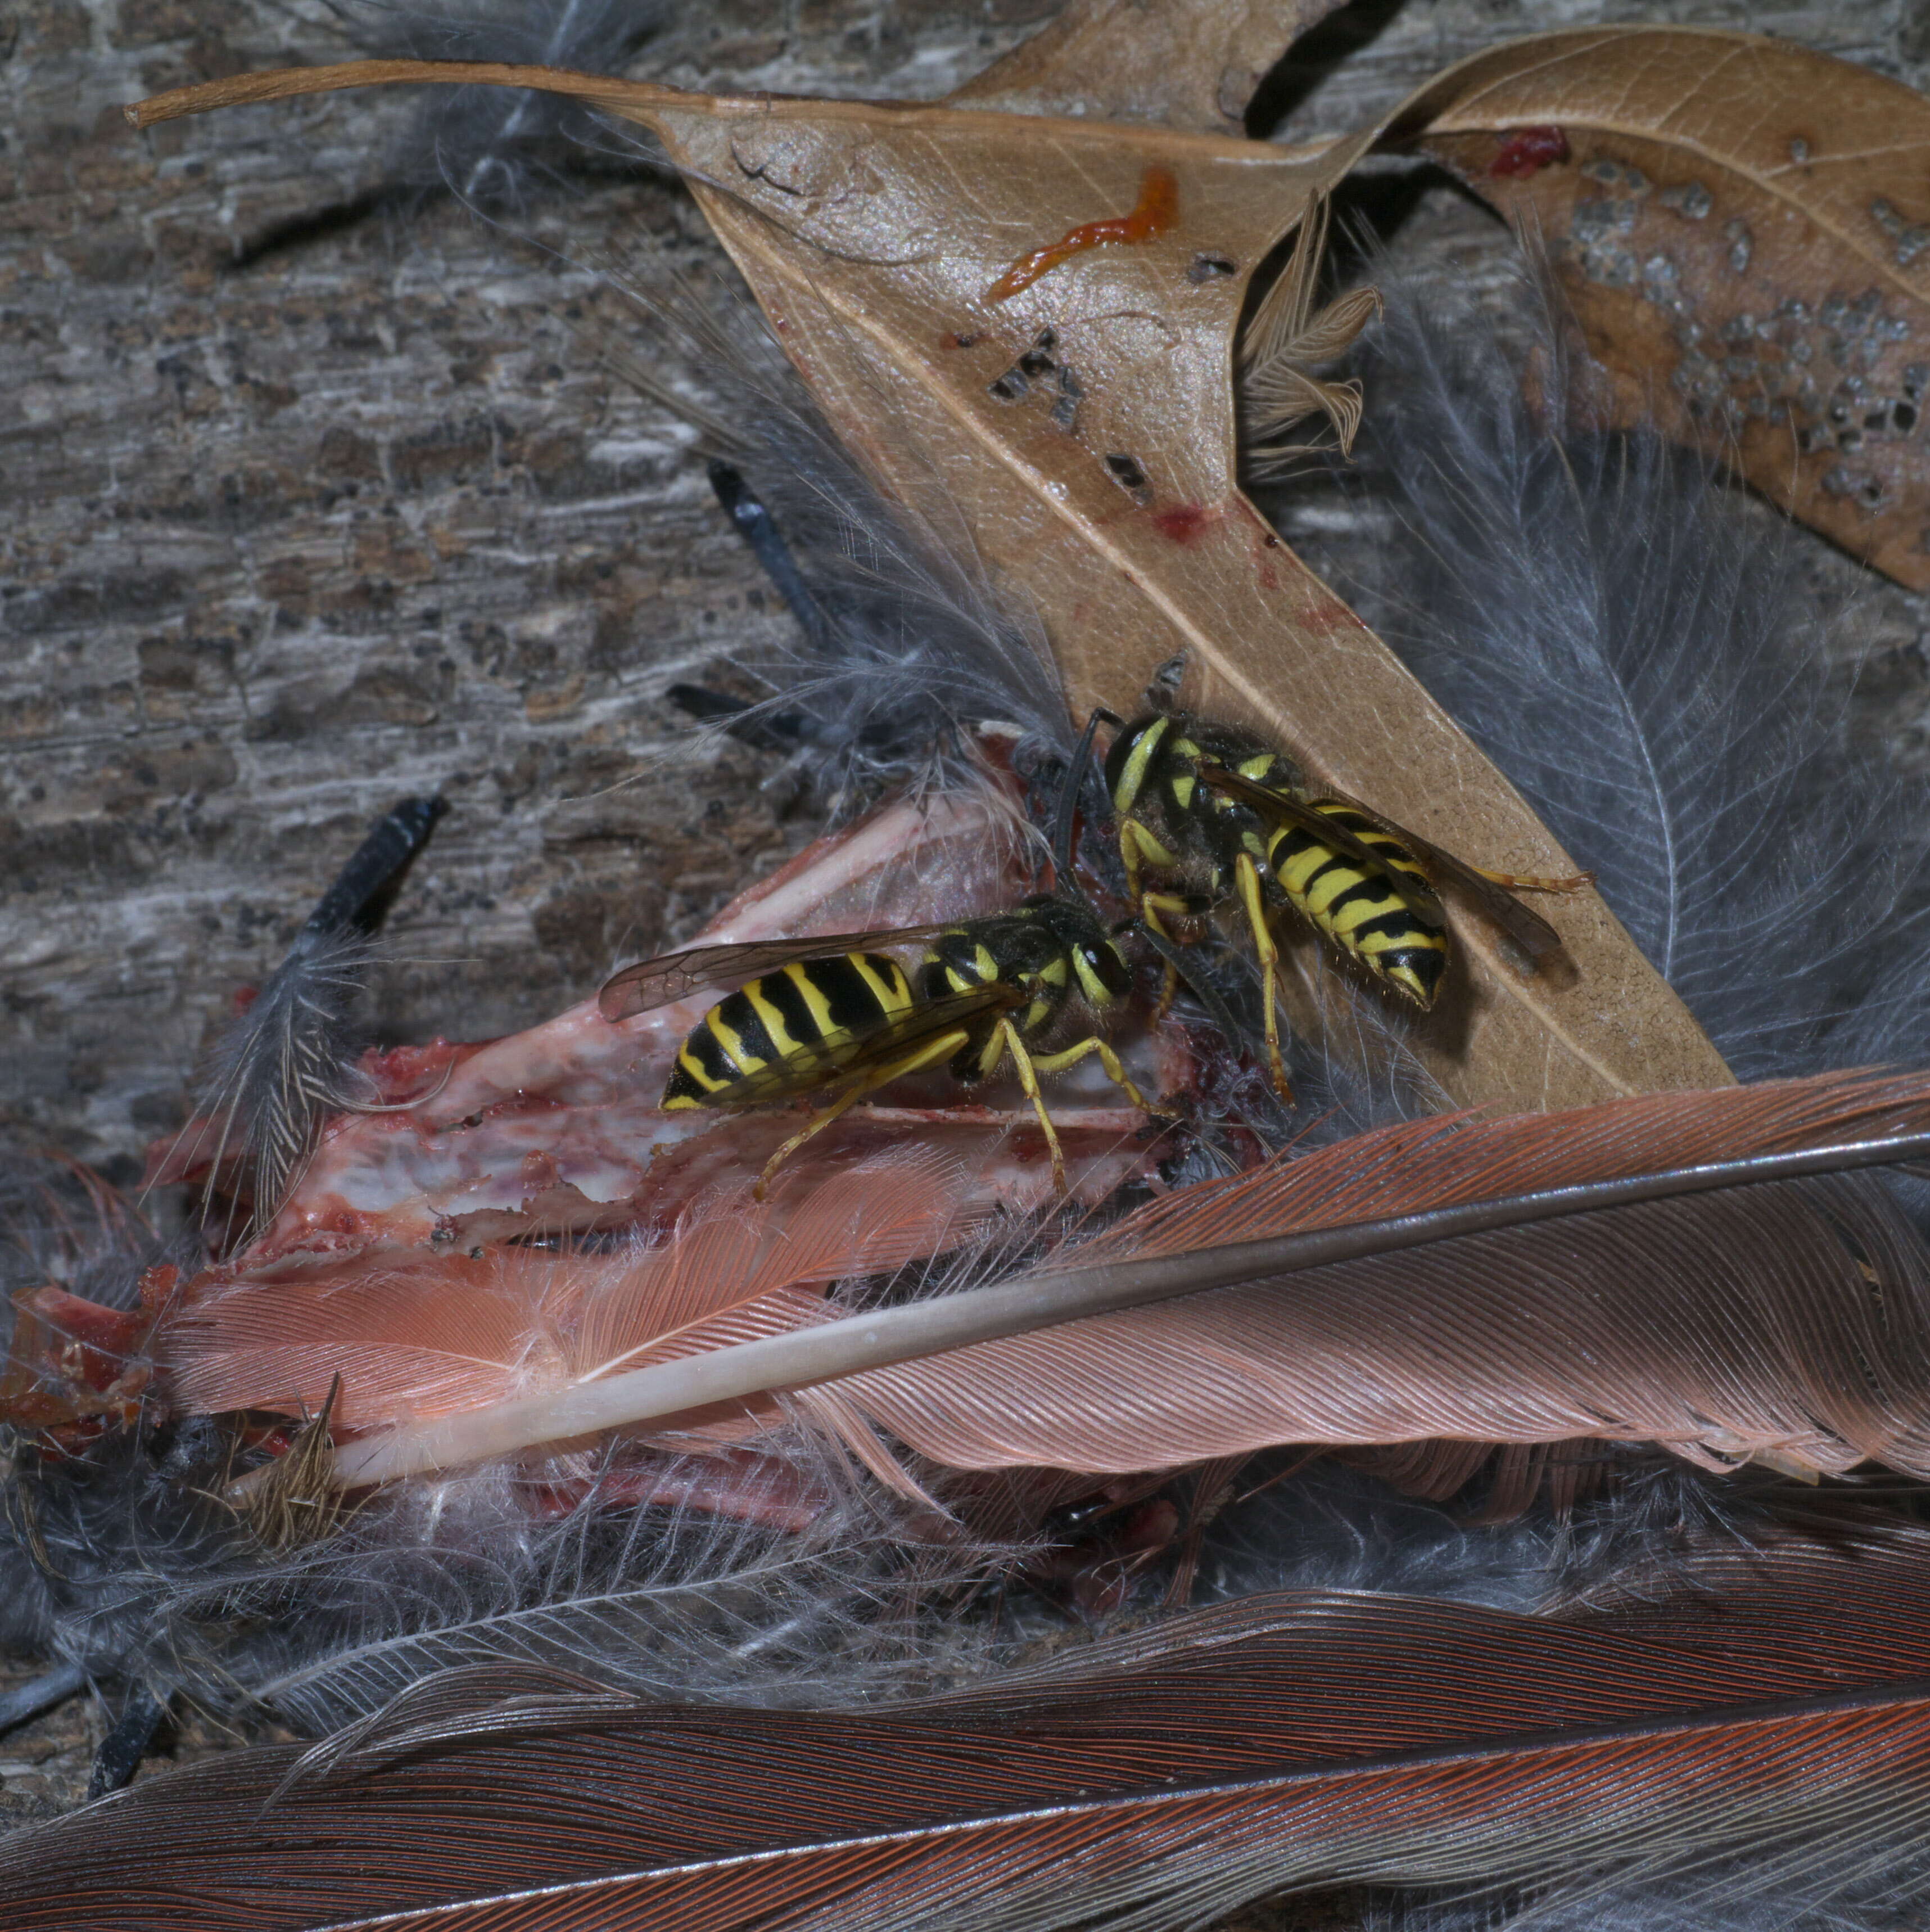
[1267,804,1449,1008]
[662,953,915,1108]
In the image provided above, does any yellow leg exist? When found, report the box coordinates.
[1029,1034,1157,1117]
[1235,851,1292,1102]
[1470,864,1594,892]
[1154,957,1179,1021]
[1139,890,1204,1021]
[996,1019,1068,1194]
[756,1030,970,1197]
[1118,819,1151,914]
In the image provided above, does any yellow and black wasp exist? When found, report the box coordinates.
[598,895,1163,1195]
[1100,710,1592,1094]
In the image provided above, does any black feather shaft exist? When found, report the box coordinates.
[327,1126,1930,1487]
[302,796,447,938]
[708,459,834,657]
[86,1683,167,1799]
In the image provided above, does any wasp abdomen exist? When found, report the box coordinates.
[1271,805,1448,1008]
[662,953,915,1107]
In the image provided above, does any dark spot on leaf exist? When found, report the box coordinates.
[1051,367,1083,434]
[1658,181,1712,219]
[1186,252,1237,283]
[1104,453,1151,502]
[1154,504,1210,544]
[1490,125,1569,178]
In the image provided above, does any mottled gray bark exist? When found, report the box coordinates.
[5,0,1927,1185]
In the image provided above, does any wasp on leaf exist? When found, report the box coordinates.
[1099,709,1593,1096]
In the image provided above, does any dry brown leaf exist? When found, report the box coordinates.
[949,0,1345,134]
[1400,26,1930,593]
[129,57,1730,1112]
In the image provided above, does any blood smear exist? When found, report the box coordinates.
[1490,125,1570,178]
[986,166,1179,304]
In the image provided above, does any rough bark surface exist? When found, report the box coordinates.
[6,0,1928,1184]
[6,0,1930,1886]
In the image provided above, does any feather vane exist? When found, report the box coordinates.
[819,1068,1930,1477]
[206,1069,1930,1490]
[11,1542,1930,1930]
[162,1148,989,1432]
[161,798,444,1244]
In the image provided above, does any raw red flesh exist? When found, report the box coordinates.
[152,787,1174,1264]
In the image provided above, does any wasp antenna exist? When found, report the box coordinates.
[707,459,836,658]
[304,796,447,939]
[1051,710,1111,886]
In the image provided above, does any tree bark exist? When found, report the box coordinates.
[4,0,1924,1182]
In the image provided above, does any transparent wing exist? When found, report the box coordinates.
[1194,763,1445,922]
[1196,762,1588,974]
[599,924,966,1022]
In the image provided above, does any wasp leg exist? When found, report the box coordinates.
[1234,851,1294,1102]
[1140,891,1191,1018]
[1118,820,1174,1018]
[1468,864,1595,892]
[1117,818,1154,915]
[1138,891,1212,1022]
[755,1030,972,1198]
[993,1019,1071,1194]
[1028,1034,1157,1117]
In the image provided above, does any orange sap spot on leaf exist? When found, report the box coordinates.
[1300,593,1359,633]
[986,166,1178,305]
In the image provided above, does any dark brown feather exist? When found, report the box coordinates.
[7,1539,1930,1931]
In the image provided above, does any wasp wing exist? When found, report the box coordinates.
[599,924,968,1022]
[683,980,1030,1108]
[1196,762,1583,977]
[1317,787,1591,977]
[1194,762,1446,922]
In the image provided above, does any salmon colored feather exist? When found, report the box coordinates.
[161,1069,1930,1498]
[816,1069,1930,1480]
[1073,1066,1930,1263]
[162,1149,986,1432]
